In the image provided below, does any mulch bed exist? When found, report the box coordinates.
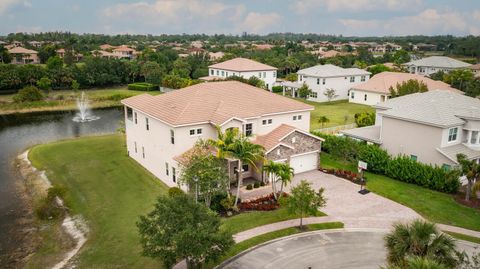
[454,192,480,210]
[319,168,364,186]
[238,193,288,212]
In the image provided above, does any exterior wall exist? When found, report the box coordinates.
[380,116,455,166]
[208,68,276,89]
[407,65,458,76]
[11,53,39,64]
[298,74,369,102]
[349,89,388,106]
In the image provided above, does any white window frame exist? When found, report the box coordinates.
[448,127,458,142]
[262,119,273,126]
[350,76,355,83]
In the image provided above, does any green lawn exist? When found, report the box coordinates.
[444,231,480,244]
[28,135,325,268]
[301,99,374,130]
[0,87,161,114]
[320,153,480,231]
[206,222,344,268]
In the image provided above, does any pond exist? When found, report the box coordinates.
[0,107,123,264]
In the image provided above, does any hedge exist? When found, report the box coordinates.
[316,133,460,193]
[272,85,283,93]
[127,82,158,91]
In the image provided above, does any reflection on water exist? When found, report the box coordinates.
[0,108,123,264]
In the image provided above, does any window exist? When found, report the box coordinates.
[350,76,355,83]
[322,79,326,85]
[170,129,175,144]
[242,164,249,172]
[442,164,451,171]
[263,72,266,78]
[134,142,137,153]
[448,127,458,142]
[134,112,138,124]
[126,107,133,121]
[361,75,366,82]
[309,92,318,98]
[298,115,302,120]
[221,71,224,76]
[262,119,267,125]
[245,123,253,136]
[216,70,219,76]
[165,163,169,176]
[410,155,417,161]
[364,94,367,101]
[262,119,272,125]
[145,118,149,130]
[299,76,302,82]
[273,71,276,78]
[293,115,297,121]
[268,119,272,124]
[172,167,176,182]
[196,128,202,135]
[189,129,195,136]
[210,69,214,75]
[351,91,355,99]
[471,131,479,144]
[142,146,145,159]
[226,72,229,77]
[316,78,320,85]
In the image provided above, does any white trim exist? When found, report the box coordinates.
[219,117,247,127]
[279,129,325,142]
[265,143,295,154]
[290,150,320,158]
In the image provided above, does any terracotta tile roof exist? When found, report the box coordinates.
[121,81,313,127]
[253,124,296,151]
[352,71,462,94]
[8,46,37,54]
[209,57,277,71]
[114,45,135,52]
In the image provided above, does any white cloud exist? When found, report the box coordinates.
[339,9,479,36]
[0,0,31,14]
[238,12,282,34]
[291,0,422,14]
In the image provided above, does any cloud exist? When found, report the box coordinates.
[339,9,479,36]
[238,12,282,34]
[0,0,31,14]
[291,0,422,14]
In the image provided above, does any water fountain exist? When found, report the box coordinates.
[72,91,100,122]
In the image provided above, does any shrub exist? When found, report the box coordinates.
[272,85,283,93]
[253,182,260,188]
[354,112,375,127]
[210,193,228,212]
[358,144,390,174]
[220,196,236,212]
[35,186,67,220]
[13,86,45,102]
[168,187,184,197]
[128,82,158,91]
[246,184,253,190]
[260,181,265,187]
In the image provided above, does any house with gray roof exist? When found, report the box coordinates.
[286,64,370,102]
[404,56,471,76]
[342,90,480,168]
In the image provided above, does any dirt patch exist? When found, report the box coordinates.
[454,192,480,210]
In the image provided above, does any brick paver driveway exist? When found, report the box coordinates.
[286,171,421,229]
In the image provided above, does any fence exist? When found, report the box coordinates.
[313,123,357,134]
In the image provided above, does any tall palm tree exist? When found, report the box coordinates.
[384,219,458,268]
[227,136,265,207]
[208,126,239,158]
[277,163,294,196]
[456,153,479,201]
[263,161,282,199]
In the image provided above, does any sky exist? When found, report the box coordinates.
[1,0,480,36]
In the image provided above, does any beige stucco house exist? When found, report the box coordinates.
[349,71,463,106]
[8,46,39,64]
[343,91,480,168]
[404,56,471,76]
[121,81,323,187]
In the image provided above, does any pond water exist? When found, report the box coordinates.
[0,108,123,264]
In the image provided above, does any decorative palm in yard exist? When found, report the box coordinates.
[384,220,458,268]
[456,153,480,201]
[318,116,330,128]
[263,161,294,200]
[209,125,239,158]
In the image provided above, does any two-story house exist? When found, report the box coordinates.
[342,91,480,168]
[204,58,277,90]
[349,71,462,106]
[295,64,371,102]
[8,46,39,64]
[121,81,323,187]
[404,56,471,76]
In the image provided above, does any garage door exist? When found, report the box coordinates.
[289,152,318,174]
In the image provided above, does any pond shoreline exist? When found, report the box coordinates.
[0,103,123,117]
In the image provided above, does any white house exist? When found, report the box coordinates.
[121,81,323,188]
[349,71,462,106]
[404,56,471,76]
[293,64,370,102]
[204,57,277,90]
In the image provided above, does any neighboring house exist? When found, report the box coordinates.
[121,81,322,187]
[349,71,462,105]
[204,57,277,90]
[99,44,116,51]
[467,63,480,78]
[293,64,370,102]
[112,45,136,59]
[343,91,480,168]
[404,56,471,76]
[91,50,116,58]
[56,49,83,61]
[208,51,225,61]
[8,46,39,64]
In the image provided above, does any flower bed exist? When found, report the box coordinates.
[239,193,288,211]
[320,168,362,185]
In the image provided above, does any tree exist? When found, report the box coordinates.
[354,112,375,127]
[284,180,326,229]
[389,79,428,98]
[367,64,391,76]
[429,70,446,81]
[141,61,165,85]
[277,163,294,196]
[393,49,411,64]
[284,73,298,82]
[297,83,311,99]
[263,160,282,199]
[444,69,475,92]
[46,56,63,70]
[323,88,338,102]
[384,220,458,268]
[385,256,448,269]
[464,78,480,98]
[36,77,52,91]
[179,141,229,207]
[0,46,12,63]
[456,153,479,201]
[317,116,330,128]
[162,74,192,89]
[137,194,234,269]
[71,80,80,91]
[13,86,44,102]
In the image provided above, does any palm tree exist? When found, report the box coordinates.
[208,126,239,158]
[277,163,294,196]
[318,116,330,129]
[456,153,479,201]
[263,161,282,199]
[227,136,265,207]
[386,257,448,269]
[384,220,458,268]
